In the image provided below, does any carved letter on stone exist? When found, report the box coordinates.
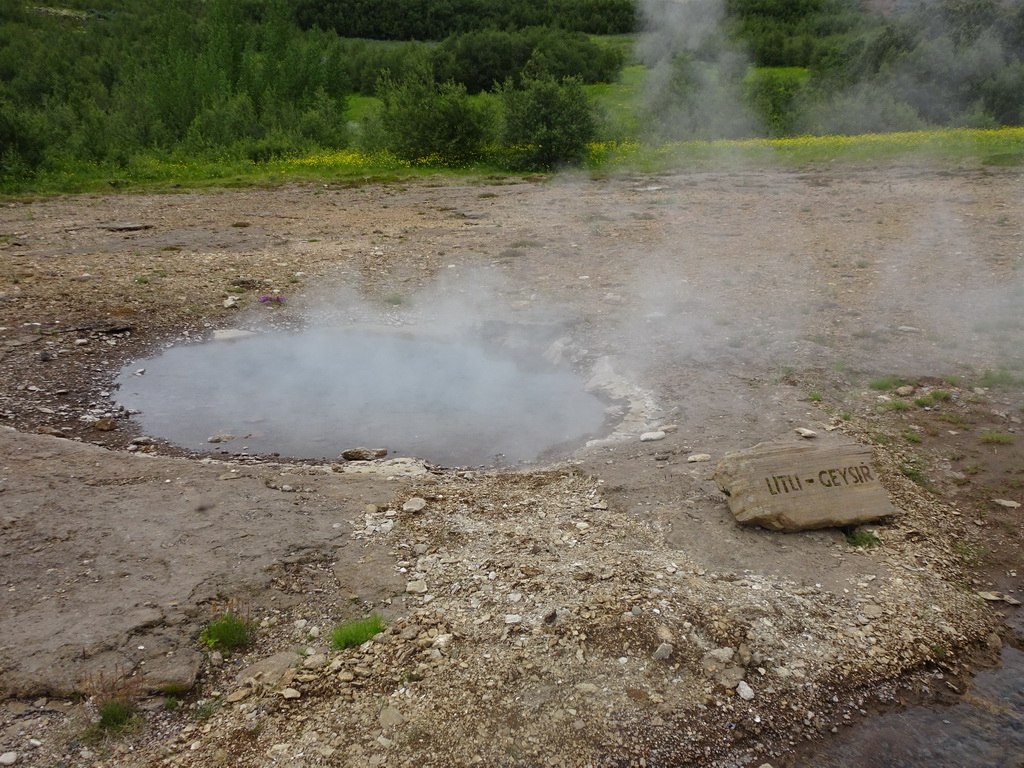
[713,438,897,532]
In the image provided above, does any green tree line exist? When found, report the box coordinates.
[293,0,637,39]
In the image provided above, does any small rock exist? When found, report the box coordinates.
[281,688,301,699]
[653,643,673,660]
[379,706,405,728]
[0,753,18,766]
[504,614,522,624]
[209,651,224,667]
[660,424,679,433]
[863,603,884,619]
[736,680,755,700]
[207,433,235,444]
[640,431,666,442]
[341,447,387,461]
[895,385,915,396]
[303,654,327,669]
[223,296,240,308]
[687,453,712,462]
[992,499,1021,509]
[225,688,250,703]
[406,580,428,594]
[403,497,427,513]
[795,428,817,438]
[35,426,65,437]
[93,418,118,431]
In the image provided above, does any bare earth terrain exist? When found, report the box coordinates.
[1,163,1022,767]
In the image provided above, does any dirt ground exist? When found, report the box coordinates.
[1,163,1022,767]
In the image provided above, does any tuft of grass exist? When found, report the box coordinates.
[383,293,405,305]
[842,526,880,547]
[82,667,143,739]
[900,464,936,492]
[979,369,1024,390]
[200,602,253,653]
[903,430,922,443]
[869,376,905,390]
[979,430,1014,445]
[808,390,822,402]
[881,399,910,412]
[840,411,851,421]
[331,613,387,650]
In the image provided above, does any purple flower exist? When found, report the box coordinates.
[258,296,286,303]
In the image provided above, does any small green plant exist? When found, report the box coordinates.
[840,411,851,421]
[869,376,905,390]
[979,430,1014,445]
[82,667,143,739]
[134,276,149,284]
[833,361,848,372]
[881,399,910,411]
[383,293,405,305]
[193,699,220,721]
[842,526,880,547]
[914,395,933,407]
[808,390,822,402]
[953,541,991,566]
[938,412,969,426]
[930,644,949,660]
[331,613,387,650]
[930,389,952,401]
[901,464,935,491]
[903,430,922,443]
[979,369,1024,390]
[200,601,253,653]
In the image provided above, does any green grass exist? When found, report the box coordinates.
[903,430,922,443]
[869,376,905,391]
[881,399,910,412]
[808,390,822,402]
[901,464,936,492]
[842,526,880,547]
[96,698,139,733]
[331,613,387,650]
[979,430,1014,445]
[200,608,253,653]
[979,369,1024,390]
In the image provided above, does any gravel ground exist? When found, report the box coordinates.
[1,165,1022,767]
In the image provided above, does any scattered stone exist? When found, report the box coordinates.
[863,603,884,620]
[207,433,235,443]
[281,688,301,699]
[736,681,755,701]
[977,591,1021,605]
[687,453,712,462]
[105,222,151,232]
[302,654,327,669]
[795,428,817,438]
[93,418,118,431]
[660,424,678,433]
[0,753,18,766]
[992,499,1021,509]
[379,706,405,728]
[143,651,203,694]
[406,580,428,594]
[35,426,65,437]
[403,497,427,513]
[212,329,256,341]
[714,438,897,532]
[895,385,916,396]
[341,447,388,461]
[640,431,666,442]
[223,296,240,308]
[653,643,673,661]
[225,688,250,703]
[504,614,522,624]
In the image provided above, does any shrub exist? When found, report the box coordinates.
[364,65,496,166]
[498,63,597,170]
[82,667,143,738]
[331,613,387,650]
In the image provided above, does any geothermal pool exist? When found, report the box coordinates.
[114,329,608,466]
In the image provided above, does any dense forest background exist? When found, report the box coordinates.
[2,0,1024,179]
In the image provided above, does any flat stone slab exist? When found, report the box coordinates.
[714,438,897,531]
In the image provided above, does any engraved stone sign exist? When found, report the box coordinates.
[713,438,897,532]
